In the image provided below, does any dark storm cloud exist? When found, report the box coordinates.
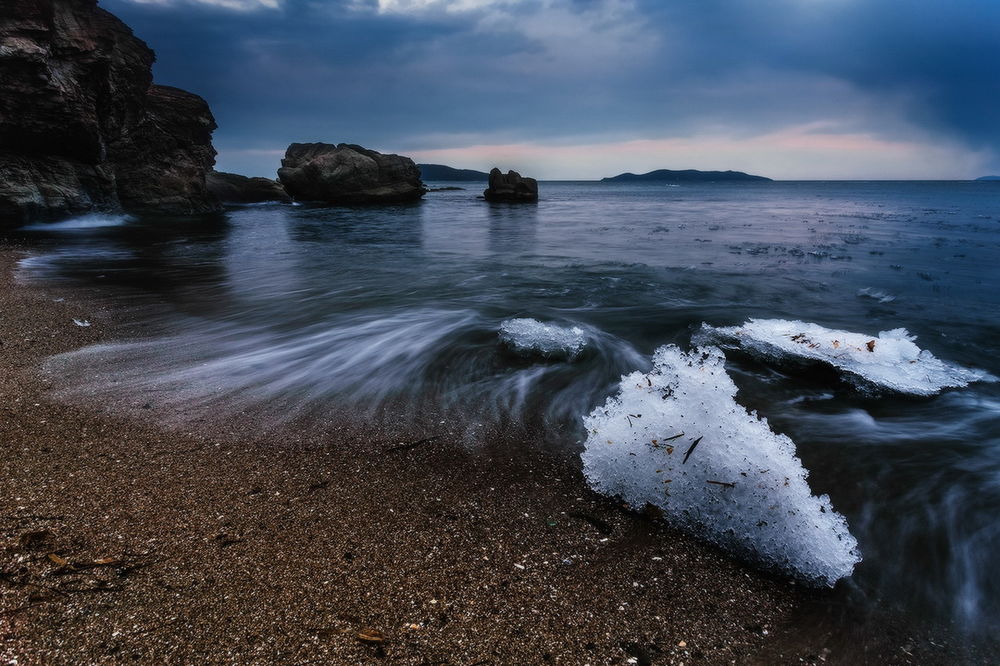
[102,0,1000,177]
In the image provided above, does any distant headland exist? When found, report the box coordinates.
[418,164,490,181]
[602,169,772,183]
[975,175,1000,181]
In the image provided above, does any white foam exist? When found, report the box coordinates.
[22,213,132,231]
[581,345,861,586]
[499,318,587,360]
[697,319,996,396]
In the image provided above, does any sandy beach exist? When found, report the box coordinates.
[0,243,953,665]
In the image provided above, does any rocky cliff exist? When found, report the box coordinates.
[0,0,220,225]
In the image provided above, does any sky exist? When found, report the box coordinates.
[103,0,1000,180]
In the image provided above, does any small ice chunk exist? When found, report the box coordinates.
[581,345,861,586]
[499,318,587,360]
[697,319,996,396]
[72,319,91,327]
[857,287,895,303]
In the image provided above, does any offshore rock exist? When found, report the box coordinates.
[208,171,291,204]
[0,0,220,225]
[277,143,425,204]
[483,168,538,202]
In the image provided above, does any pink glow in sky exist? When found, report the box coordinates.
[405,125,992,181]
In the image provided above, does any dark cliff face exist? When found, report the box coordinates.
[114,85,219,215]
[0,0,220,225]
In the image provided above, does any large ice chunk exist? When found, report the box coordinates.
[697,319,996,396]
[499,318,587,360]
[581,345,861,586]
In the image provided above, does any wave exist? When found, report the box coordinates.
[696,318,997,396]
[21,213,132,231]
[581,344,861,586]
[42,308,647,437]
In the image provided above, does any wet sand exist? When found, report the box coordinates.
[0,244,950,664]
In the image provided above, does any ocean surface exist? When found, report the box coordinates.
[14,180,1000,645]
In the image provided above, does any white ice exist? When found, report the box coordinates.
[697,318,996,396]
[499,318,587,360]
[856,287,896,303]
[581,344,861,587]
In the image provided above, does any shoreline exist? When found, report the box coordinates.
[0,242,958,664]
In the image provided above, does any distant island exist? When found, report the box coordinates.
[602,169,772,183]
[975,175,1000,181]
[418,164,490,181]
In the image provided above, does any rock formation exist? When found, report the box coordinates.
[207,171,291,204]
[0,0,220,226]
[483,168,538,202]
[277,143,425,204]
[115,85,220,215]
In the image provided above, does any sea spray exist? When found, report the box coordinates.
[43,309,647,436]
[697,318,997,396]
[21,213,132,231]
[581,344,861,586]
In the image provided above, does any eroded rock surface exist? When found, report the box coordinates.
[0,0,220,225]
[208,171,291,204]
[277,143,425,204]
[483,168,538,202]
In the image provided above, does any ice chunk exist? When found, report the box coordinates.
[857,287,895,303]
[581,345,861,587]
[499,318,587,360]
[697,319,996,396]
[72,319,91,327]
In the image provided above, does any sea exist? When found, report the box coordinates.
[13,180,1000,651]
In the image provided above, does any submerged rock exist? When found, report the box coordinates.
[277,143,425,204]
[483,168,538,202]
[0,0,220,225]
[208,171,291,204]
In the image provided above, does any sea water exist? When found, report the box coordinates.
[14,180,1000,641]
